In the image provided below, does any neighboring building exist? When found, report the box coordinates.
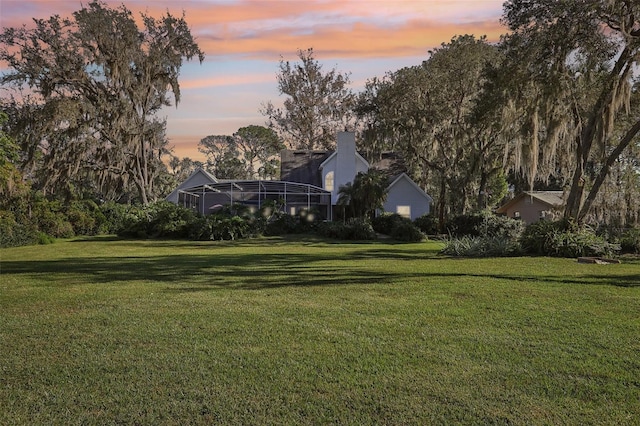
[495,191,565,224]
[167,132,432,220]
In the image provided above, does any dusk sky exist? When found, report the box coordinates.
[0,0,507,160]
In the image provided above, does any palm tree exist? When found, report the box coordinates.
[338,168,388,220]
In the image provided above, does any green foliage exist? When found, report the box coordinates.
[338,168,388,220]
[66,200,106,236]
[261,47,355,150]
[441,235,522,257]
[118,201,197,239]
[188,213,257,241]
[0,1,204,204]
[447,211,525,240]
[372,213,424,242]
[0,210,38,248]
[317,218,377,241]
[414,214,439,235]
[390,220,425,242]
[620,228,640,254]
[32,198,75,238]
[520,220,620,258]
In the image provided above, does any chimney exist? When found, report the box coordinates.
[334,131,357,203]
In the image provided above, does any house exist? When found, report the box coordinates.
[166,167,331,216]
[167,132,432,220]
[495,191,564,224]
[281,132,432,220]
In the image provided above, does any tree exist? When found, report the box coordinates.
[0,0,204,204]
[233,125,284,179]
[356,35,503,229]
[198,135,246,179]
[0,111,24,200]
[337,168,388,220]
[261,48,355,150]
[499,0,640,225]
[198,126,284,180]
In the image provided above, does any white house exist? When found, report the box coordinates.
[281,132,432,220]
[167,132,432,221]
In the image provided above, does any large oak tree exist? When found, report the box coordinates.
[500,0,640,225]
[0,0,204,204]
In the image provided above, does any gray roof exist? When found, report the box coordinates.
[280,149,408,186]
[280,150,332,186]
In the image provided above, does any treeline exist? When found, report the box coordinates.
[1,1,640,248]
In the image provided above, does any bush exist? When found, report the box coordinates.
[117,202,196,239]
[372,213,424,242]
[446,211,524,240]
[99,201,135,234]
[317,218,377,241]
[188,213,257,241]
[414,214,439,235]
[441,236,521,257]
[264,213,299,236]
[390,220,425,242]
[66,200,105,236]
[32,199,75,238]
[520,220,620,258]
[620,228,640,254]
[0,210,39,248]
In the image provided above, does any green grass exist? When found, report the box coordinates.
[1,236,639,425]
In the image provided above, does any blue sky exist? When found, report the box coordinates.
[0,0,506,160]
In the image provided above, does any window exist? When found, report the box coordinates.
[397,205,411,219]
[513,211,521,219]
[324,171,334,191]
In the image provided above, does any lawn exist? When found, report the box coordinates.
[1,236,639,425]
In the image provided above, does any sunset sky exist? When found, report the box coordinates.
[0,0,507,160]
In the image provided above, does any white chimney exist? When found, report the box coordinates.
[334,131,357,204]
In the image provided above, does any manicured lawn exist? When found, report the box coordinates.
[1,236,639,424]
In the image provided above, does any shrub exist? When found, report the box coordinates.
[188,213,259,241]
[520,220,620,258]
[620,228,640,254]
[372,213,402,235]
[317,218,377,241]
[32,199,75,238]
[264,213,299,236]
[66,200,105,236]
[100,201,135,234]
[0,210,39,248]
[446,211,524,240]
[116,202,196,239]
[414,214,439,235]
[372,213,424,242]
[390,220,425,242]
[441,235,521,257]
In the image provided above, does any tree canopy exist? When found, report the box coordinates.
[198,125,284,180]
[261,48,355,151]
[499,0,640,224]
[0,0,204,204]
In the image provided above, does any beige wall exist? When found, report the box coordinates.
[501,198,557,224]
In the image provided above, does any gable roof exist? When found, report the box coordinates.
[387,173,433,202]
[318,150,369,170]
[165,168,218,202]
[495,191,565,214]
[280,149,411,186]
[280,150,332,187]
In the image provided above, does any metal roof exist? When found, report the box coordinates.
[179,179,330,196]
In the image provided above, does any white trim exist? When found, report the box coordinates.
[318,151,370,170]
[387,173,432,203]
